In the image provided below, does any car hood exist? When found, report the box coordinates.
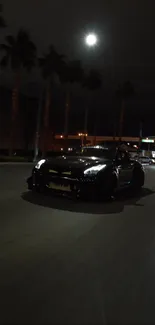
[43,156,112,174]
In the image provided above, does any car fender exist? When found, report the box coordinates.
[96,165,118,189]
[132,161,145,176]
[132,160,144,172]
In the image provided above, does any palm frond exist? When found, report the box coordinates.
[0,43,10,52]
[0,55,9,68]
[0,28,36,71]
[5,35,15,46]
[17,29,30,42]
[39,45,66,80]
[0,15,6,28]
[83,69,102,90]
[59,60,84,84]
[38,57,45,67]
[28,41,37,52]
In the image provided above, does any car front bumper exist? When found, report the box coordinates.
[27,169,98,199]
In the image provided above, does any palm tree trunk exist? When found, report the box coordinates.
[64,90,70,151]
[93,113,97,146]
[34,90,43,162]
[138,121,143,154]
[119,99,125,143]
[83,107,88,146]
[42,83,51,157]
[64,91,70,136]
[84,107,88,134]
[113,120,116,142]
[9,71,20,156]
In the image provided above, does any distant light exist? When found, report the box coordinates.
[133,145,138,148]
[127,143,130,145]
[142,139,154,143]
[61,148,63,151]
[85,33,98,47]
[60,135,63,138]
[78,133,88,137]
[68,148,73,151]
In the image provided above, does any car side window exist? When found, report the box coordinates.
[116,150,130,165]
[121,151,130,164]
[115,150,122,164]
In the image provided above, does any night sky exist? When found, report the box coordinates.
[1,0,155,136]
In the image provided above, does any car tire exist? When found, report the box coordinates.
[32,174,45,193]
[132,168,144,189]
[36,184,46,193]
[98,174,117,201]
[32,181,45,193]
[35,185,41,193]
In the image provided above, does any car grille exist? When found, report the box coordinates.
[46,168,82,180]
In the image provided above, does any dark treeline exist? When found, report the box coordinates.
[0,5,136,156]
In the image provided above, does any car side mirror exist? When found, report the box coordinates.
[122,156,130,164]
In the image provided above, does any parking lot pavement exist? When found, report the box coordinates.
[0,165,155,324]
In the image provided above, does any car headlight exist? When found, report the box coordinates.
[84,164,106,176]
[35,159,46,170]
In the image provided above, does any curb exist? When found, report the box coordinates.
[0,162,35,166]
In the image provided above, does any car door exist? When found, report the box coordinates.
[116,150,134,187]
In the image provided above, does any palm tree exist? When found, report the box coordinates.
[0,29,36,155]
[0,5,6,136]
[0,5,6,29]
[116,81,135,142]
[82,69,102,144]
[39,45,66,157]
[60,60,84,139]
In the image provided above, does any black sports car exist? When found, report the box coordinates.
[27,146,145,200]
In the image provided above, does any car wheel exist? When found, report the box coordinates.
[33,181,45,193]
[132,168,144,189]
[35,185,42,193]
[98,174,117,201]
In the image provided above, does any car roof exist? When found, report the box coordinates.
[83,145,128,153]
[82,146,109,150]
[82,146,113,150]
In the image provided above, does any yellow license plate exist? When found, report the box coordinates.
[48,182,71,192]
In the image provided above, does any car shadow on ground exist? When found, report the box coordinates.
[21,187,155,215]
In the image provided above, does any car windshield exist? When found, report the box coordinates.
[79,147,115,159]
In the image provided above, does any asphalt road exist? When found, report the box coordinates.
[1,164,155,325]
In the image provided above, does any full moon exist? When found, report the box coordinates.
[85,33,98,47]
